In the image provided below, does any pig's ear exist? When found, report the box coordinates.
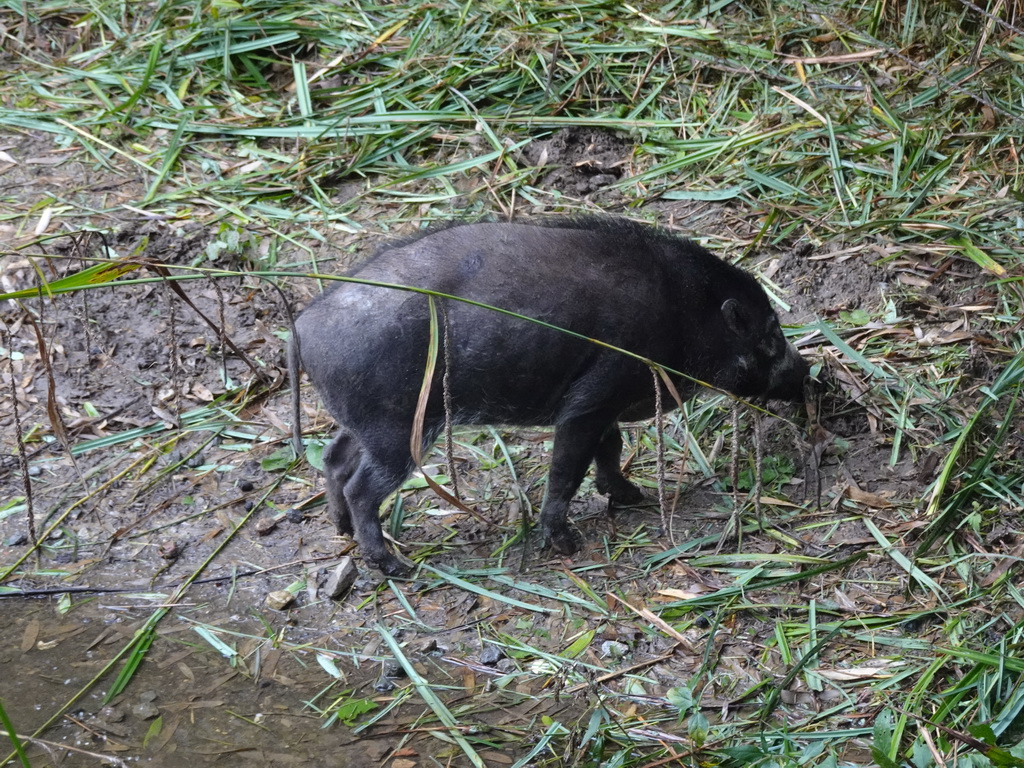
[721,298,753,336]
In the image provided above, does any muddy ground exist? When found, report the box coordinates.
[0,126,1008,766]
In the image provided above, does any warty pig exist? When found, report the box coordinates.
[291,218,808,576]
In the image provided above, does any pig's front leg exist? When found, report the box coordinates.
[540,415,617,554]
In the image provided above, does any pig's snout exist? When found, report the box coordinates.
[766,342,810,402]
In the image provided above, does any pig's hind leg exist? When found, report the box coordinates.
[322,430,362,535]
[592,424,646,505]
[340,434,418,577]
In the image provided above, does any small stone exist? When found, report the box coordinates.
[373,677,396,693]
[286,508,305,524]
[480,645,504,666]
[27,465,41,477]
[266,590,295,611]
[90,717,130,738]
[238,480,254,492]
[158,541,179,560]
[600,641,629,659]
[382,660,405,678]
[138,691,158,703]
[99,706,124,723]
[5,532,27,546]
[256,516,279,536]
[495,658,518,674]
[412,638,439,655]
[325,557,358,599]
[186,453,205,468]
[131,701,159,720]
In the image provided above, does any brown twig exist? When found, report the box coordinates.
[441,300,459,500]
[149,264,267,382]
[651,366,671,547]
[5,321,36,555]
[753,406,763,529]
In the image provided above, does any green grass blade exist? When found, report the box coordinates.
[377,625,485,768]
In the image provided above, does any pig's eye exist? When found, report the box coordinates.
[753,325,786,366]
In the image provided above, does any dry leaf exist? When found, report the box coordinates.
[846,486,893,509]
[818,666,895,681]
[21,619,39,652]
[34,206,53,235]
[833,588,858,611]
[480,752,514,765]
[189,382,215,402]
[897,273,931,287]
[656,586,710,600]
[915,328,975,347]
[979,539,1024,587]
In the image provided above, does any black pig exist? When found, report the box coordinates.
[292,218,807,576]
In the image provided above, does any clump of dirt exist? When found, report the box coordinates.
[523,126,633,198]
[773,242,891,322]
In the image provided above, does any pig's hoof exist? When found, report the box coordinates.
[596,476,646,506]
[609,483,646,506]
[368,551,416,579]
[543,523,583,556]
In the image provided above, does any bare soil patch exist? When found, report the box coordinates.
[0,125,1009,766]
